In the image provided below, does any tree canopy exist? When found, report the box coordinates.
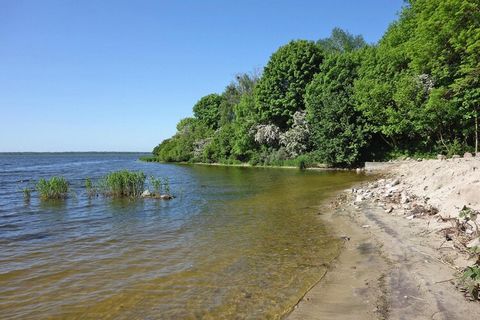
[317,27,367,54]
[254,40,324,129]
[192,94,224,130]
[306,52,369,166]
[152,2,479,167]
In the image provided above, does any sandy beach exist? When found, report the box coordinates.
[289,157,480,319]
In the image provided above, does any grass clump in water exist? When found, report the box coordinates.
[85,177,98,198]
[149,176,162,195]
[22,187,32,202]
[145,176,174,199]
[164,177,171,195]
[36,176,69,200]
[103,170,146,198]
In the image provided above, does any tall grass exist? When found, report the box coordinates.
[22,187,31,202]
[85,177,97,198]
[149,176,162,195]
[139,156,158,162]
[36,176,69,200]
[164,177,171,195]
[103,170,146,198]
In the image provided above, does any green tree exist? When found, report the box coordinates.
[306,52,369,166]
[354,0,479,154]
[254,40,324,129]
[231,92,258,161]
[219,72,259,126]
[407,0,480,153]
[153,118,213,162]
[353,19,416,149]
[317,27,367,55]
[203,124,236,162]
[193,94,224,130]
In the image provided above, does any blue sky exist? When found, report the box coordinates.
[0,0,405,152]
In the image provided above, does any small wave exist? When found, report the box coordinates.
[2,232,52,243]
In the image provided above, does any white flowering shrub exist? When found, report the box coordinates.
[193,138,212,159]
[279,111,310,158]
[253,124,280,146]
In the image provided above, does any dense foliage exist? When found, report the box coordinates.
[305,52,369,166]
[151,0,480,167]
[254,40,324,129]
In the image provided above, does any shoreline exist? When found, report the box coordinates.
[142,159,356,171]
[289,158,480,319]
[287,195,389,320]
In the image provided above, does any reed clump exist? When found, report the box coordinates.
[145,176,173,199]
[149,176,163,195]
[103,170,146,198]
[22,187,32,202]
[36,176,69,200]
[85,177,98,198]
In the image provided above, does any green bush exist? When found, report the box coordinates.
[36,176,69,200]
[296,154,314,170]
[446,139,465,157]
[103,170,146,198]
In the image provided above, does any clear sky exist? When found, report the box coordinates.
[0,0,405,152]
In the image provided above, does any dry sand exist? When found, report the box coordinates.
[388,157,480,219]
[288,158,480,320]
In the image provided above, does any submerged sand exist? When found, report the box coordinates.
[288,158,480,320]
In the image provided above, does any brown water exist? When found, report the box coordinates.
[0,153,367,319]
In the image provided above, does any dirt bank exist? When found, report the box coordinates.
[288,158,480,319]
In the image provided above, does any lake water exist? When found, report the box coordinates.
[0,153,366,319]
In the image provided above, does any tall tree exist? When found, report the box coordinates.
[254,40,323,129]
[219,72,259,126]
[306,51,369,166]
[192,94,224,130]
[355,0,479,153]
[317,27,367,54]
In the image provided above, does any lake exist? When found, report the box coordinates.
[0,153,366,319]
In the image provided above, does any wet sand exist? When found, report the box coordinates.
[288,200,388,320]
[288,191,480,319]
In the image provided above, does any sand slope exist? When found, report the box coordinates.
[391,158,480,219]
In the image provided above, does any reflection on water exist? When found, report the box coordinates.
[0,153,367,319]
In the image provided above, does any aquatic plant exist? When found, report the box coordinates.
[36,176,69,200]
[85,177,97,197]
[103,170,146,198]
[139,155,158,162]
[149,176,162,195]
[22,187,32,202]
[85,177,92,190]
[164,177,171,195]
